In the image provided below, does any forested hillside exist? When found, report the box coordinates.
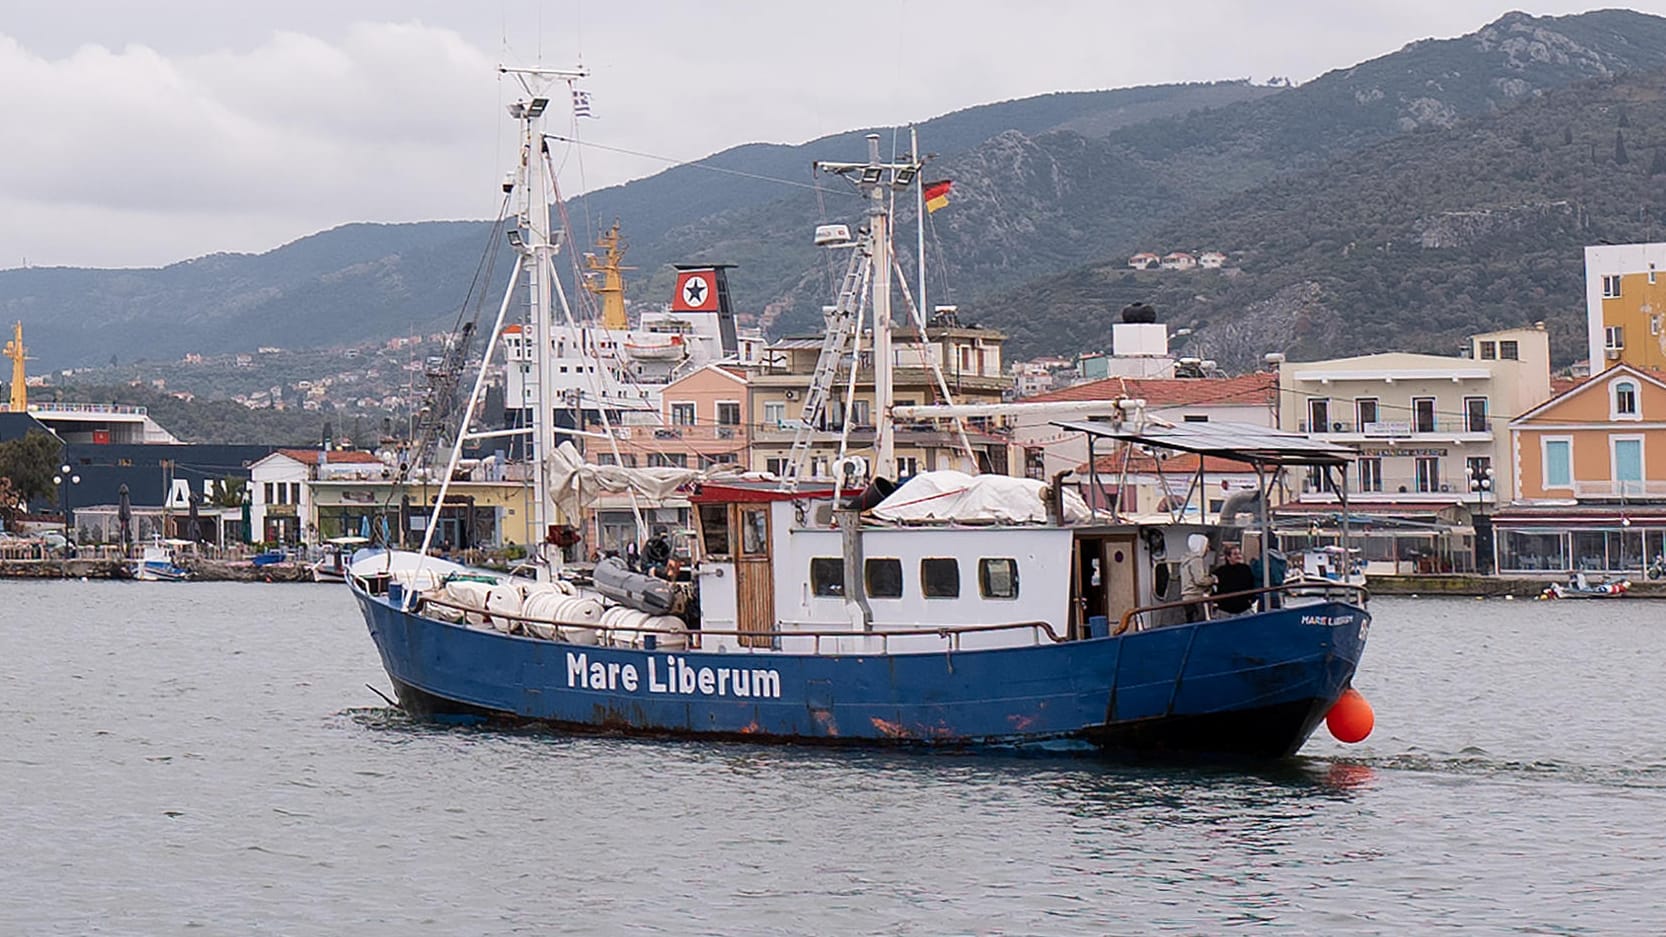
[984,68,1666,368]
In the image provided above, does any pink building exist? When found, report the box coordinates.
[582,364,750,555]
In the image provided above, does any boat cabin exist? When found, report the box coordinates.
[688,422,1356,656]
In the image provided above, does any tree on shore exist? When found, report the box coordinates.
[0,430,64,506]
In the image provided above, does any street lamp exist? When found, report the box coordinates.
[52,463,81,553]
[1466,463,1495,574]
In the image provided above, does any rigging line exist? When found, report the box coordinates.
[546,147,606,327]
[545,134,862,198]
[924,208,953,306]
[884,239,976,467]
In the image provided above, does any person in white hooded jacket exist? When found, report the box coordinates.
[1180,533,1215,622]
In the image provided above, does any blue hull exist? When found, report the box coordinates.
[353,590,1368,757]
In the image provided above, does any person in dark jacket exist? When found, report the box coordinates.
[1213,543,1257,616]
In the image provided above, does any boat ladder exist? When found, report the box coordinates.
[782,246,868,490]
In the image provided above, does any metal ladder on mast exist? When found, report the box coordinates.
[781,246,869,490]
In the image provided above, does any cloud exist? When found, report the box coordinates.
[4,1,1664,268]
[0,22,504,266]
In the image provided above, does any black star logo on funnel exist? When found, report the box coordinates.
[682,275,709,307]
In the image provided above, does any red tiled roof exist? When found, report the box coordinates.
[1028,372,1276,406]
[1548,375,1585,397]
[277,448,383,465]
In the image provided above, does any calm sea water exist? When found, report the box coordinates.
[3,583,1663,935]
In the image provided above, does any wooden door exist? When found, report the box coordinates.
[1103,535,1139,621]
[734,505,775,648]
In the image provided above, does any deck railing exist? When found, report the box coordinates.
[404,591,1062,652]
[1115,582,1369,636]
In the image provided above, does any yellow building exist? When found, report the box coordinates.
[1495,363,1666,575]
[1584,242,1666,372]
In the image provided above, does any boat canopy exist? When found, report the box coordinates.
[870,470,1092,525]
[1050,420,1356,468]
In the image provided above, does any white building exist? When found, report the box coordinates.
[1276,325,1553,506]
[249,448,387,546]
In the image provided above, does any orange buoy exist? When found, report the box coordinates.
[1325,687,1374,743]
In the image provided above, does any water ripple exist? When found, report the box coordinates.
[4,586,1665,935]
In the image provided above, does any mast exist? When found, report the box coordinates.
[583,222,631,330]
[814,134,920,481]
[503,64,586,577]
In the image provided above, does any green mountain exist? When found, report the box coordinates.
[989,65,1666,370]
[4,9,1666,375]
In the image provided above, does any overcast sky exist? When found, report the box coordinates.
[4,1,1664,269]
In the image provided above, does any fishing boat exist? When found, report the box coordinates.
[347,69,1374,757]
[311,536,369,584]
[133,539,192,581]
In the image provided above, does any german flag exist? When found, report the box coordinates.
[923,179,952,213]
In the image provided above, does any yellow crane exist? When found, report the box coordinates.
[2,322,25,412]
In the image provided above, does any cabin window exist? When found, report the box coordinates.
[810,557,844,596]
[1479,341,1497,360]
[698,503,730,556]
[921,558,960,598]
[1499,340,1519,360]
[740,508,768,555]
[865,558,903,598]
[979,558,1020,599]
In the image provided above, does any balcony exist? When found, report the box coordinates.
[592,425,748,445]
[1299,418,1491,439]
[1299,475,1495,500]
[1572,479,1666,500]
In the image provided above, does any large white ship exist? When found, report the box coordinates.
[500,225,762,432]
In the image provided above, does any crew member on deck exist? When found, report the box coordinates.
[1212,543,1257,617]
[1180,534,1216,622]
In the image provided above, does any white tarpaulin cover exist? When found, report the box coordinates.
[547,441,710,520]
[869,470,1091,525]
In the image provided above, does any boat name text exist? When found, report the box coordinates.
[565,652,783,699]
[1299,614,1356,627]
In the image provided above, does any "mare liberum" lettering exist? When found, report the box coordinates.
[565,652,783,699]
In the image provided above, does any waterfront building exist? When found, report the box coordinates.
[1014,372,1277,483]
[581,363,752,556]
[1274,325,1553,572]
[746,316,1012,481]
[249,448,386,546]
[1493,363,1666,575]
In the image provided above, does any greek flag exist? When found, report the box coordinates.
[572,89,594,119]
